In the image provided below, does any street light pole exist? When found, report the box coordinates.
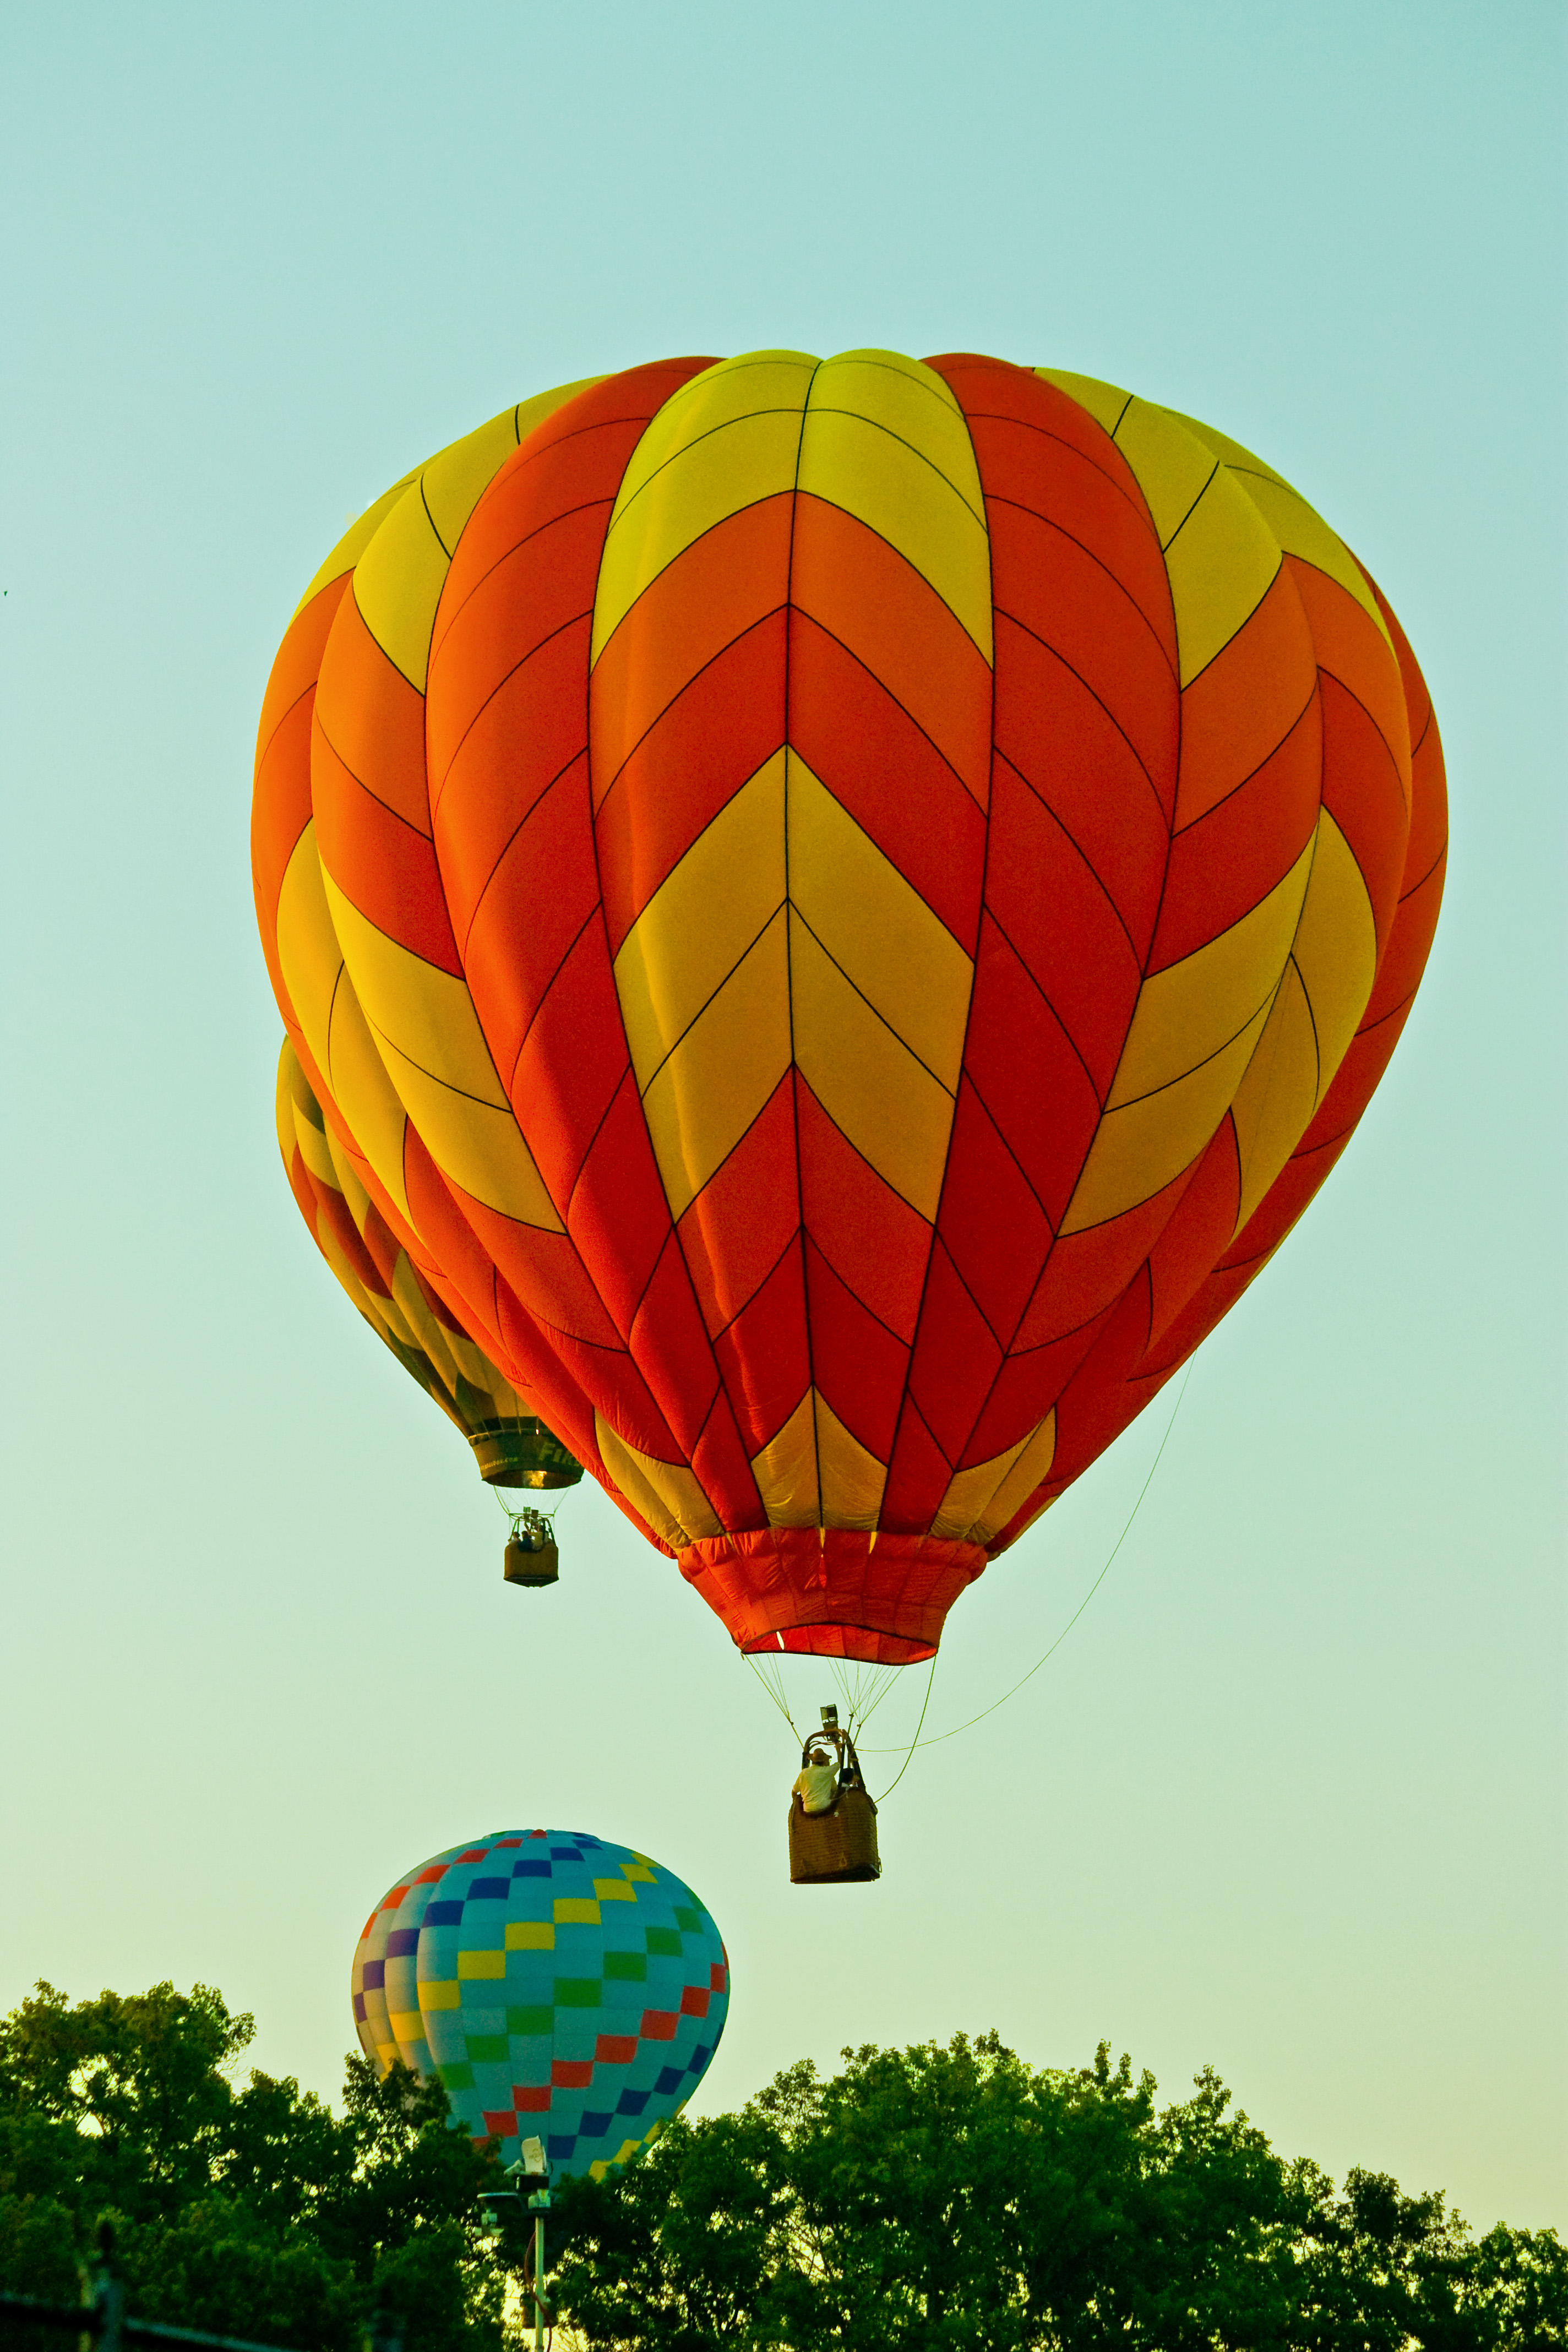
[529,2186,552,2350]
[480,2140,553,2348]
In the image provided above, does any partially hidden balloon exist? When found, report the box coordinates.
[277,1039,581,1490]
[351,1829,728,2177]
[254,350,1446,1664]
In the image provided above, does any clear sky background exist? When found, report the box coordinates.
[3,0,1564,2234]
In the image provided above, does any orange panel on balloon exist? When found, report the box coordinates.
[990,614,1171,957]
[1147,697,1322,974]
[796,1077,932,1349]
[788,493,993,808]
[590,494,794,804]
[677,1076,800,1341]
[786,609,987,952]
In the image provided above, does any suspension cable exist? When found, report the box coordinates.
[863,1366,1191,1760]
[872,1649,939,1803]
[744,1651,802,1740]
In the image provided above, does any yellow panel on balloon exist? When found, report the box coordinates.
[457,1950,506,1979]
[592,353,816,660]
[1108,838,1317,1112]
[1172,410,1390,643]
[813,1391,888,1528]
[749,1391,820,1529]
[614,751,787,1095]
[638,908,792,1222]
[355,388,597,690]
[1227,960,1324,1235]
[787,756,973,1088]
[789,908,955,1224]
[504,1921,555,1951]
[934,1412,1057,1544]
[1063,993,1277,1234]
[797,351,993,661]
[320,872,561,1229]
[1289,810,1380,1098]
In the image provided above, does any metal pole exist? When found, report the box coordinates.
[529,2188,551,2350]
[84,2219,124,2352]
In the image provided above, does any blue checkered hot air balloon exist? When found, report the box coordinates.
[351,1830,729,2179]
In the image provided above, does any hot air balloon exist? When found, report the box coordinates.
[278,1039,582,1501]
[351,1828,728,2176]
[253,349,1445,1689]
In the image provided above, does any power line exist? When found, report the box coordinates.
[864,1367,1192,1769]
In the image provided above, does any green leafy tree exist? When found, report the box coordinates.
[552,2034,1568,2351]
[0,1980,509,2348]
[109,2199,361,2344]
[3,1986,1562,2349]
[1289,2166,1568,2350]
[318,2055,505,2341]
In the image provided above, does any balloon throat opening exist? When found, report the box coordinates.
[470,1417,585,1490]
[678,1526,985,1660]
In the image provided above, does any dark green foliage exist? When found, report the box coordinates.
[0,1979,510,2348]
[110,2199,362,2342]
[1288,2166,1568,2350]
[1,1986,1561,2348]
[0,2184,80,2301]
[552,2032,1568,2351]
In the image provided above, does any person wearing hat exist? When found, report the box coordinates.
[793,1745,840,1816]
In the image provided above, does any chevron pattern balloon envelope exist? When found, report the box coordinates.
[256,350,1446,1668]
[352,1830,728,2177]
[276,1039,581,1489]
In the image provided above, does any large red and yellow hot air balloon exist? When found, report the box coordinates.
[253,350,1445,1667]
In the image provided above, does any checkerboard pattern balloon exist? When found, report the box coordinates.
[351,1830,728,2178]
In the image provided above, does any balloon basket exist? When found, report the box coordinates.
[504,1539,559,1587]
[788,1787,881,1883]
[503,1507,559,1588]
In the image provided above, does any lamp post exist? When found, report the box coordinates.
[81,2220,125,2351]
[480,2136,552,2349]
[527,2181,553,2350]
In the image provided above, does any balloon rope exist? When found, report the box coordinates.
[744,1651,802,1740]
[491,1486,557,1533]
[830,1657,855,1723]
[863,1366,1191,1758]
[872,1650,938,1803]
[854,1663,902,1732]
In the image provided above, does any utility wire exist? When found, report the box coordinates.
[744,1370,1190,1799]
[863,1366,1191,1761]
[872,1649,938,1803]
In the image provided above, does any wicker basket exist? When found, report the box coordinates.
[788,1785,881,1883]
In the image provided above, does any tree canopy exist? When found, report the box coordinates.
[551,2034,1566,2351]
[0,1978,506,2348]
[0,1983,1561,2349]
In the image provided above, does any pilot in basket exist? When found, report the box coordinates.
[788,1705,881,1885]
[502,1506,559,1588]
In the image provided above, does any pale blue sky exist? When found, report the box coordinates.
[2,1,1564,2229]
